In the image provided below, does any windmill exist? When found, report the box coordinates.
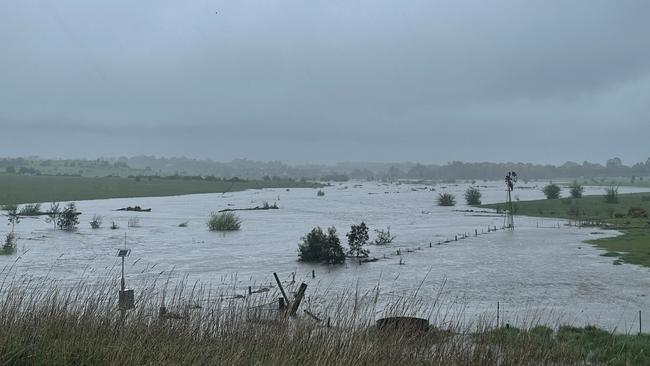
[504,171,517,229]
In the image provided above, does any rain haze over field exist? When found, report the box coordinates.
[1,1,650,163]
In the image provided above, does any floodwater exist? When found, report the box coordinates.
[2,181,649,332]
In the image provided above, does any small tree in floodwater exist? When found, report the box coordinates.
[3,204,20,233]
[89,214,103,229]
[604,184,620,204]
[464,187,482,205]
[1,232,17,255]
[45,202,60,229]
[57,203,79,231]
[373,226,395,245]
[569,181,584,198]
[346,222,369,257]
[542,183,561,199]
[437,193,456,206]
[298,226,345,264]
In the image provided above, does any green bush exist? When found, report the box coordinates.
[604,184,619,203]
[569,181,584,198]
[207,212,241,231]
[0,233,17,255]
[464,187,482,205]
[542,183,561,199]
[437,193,456,206]
[298,226,346,264]
[373,227,395,245]
[56,203,79,231]
[89,215,103,229]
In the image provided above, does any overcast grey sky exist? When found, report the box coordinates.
[1,0,649,164]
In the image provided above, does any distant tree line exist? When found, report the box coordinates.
[3,156,650,181]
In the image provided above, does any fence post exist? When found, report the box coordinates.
[497,302,500,328]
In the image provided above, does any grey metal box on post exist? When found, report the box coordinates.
[119,289,135,310]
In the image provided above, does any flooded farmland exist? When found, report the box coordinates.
[3,182,650,332]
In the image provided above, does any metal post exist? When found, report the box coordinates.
[497,302,500,328]
[121,256,125,291]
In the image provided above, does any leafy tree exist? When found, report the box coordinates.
[542,183,561,199]
[298,227,326,262]
[464,187,482,205]
[298,226,345,264]
[322,227,346,264]
[346,222,369,257]
[569,181,584,198]
[437,193,456,206]
[604,184,619,204]
[57,203,79,231]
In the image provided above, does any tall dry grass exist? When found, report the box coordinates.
[0,266,626,365]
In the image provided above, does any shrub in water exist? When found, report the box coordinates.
[298,226,345,264]
[542,183,561,199]
[128,217,141,228]
[373,226,395,245]
[569,181,584,198]
[207,212,241,231]
[56,203,79,231]
[1,232,17,255]
[464,187,482,205]
[437,193,456,206]
[89,214,103,229]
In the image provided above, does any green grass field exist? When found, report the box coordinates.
[0,174,320,205]
[482,192,650,268]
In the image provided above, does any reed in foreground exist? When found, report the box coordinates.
[0,276,646,365]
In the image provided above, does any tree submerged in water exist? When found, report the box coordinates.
[464,187,482,205]
[542,183,561,199]
[569,181,584,198]
[298,226,345,264]
[57,203,79,231]
[373,226,395,245]
[89,214,103,229]
[1,233,17,255]
[347,222,369,258]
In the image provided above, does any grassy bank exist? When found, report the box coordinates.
[0,277,647,365]
[481,192,650,268]
[0,174,321,205]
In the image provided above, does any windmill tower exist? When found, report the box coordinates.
[504,171,517,229]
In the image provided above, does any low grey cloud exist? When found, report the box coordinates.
[1,0,649,164]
